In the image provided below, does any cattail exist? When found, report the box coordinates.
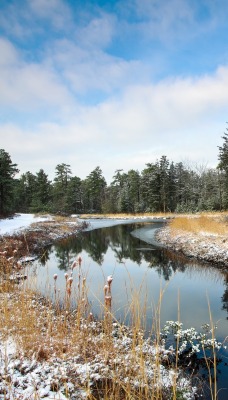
[78,256,82,265]
[68,277,73,286]
[104,284,109,295]
[64,273,69,280]
[71,260,77,270]
[105,295,112,307]
[53,274,58,281]
[107,275,113,289]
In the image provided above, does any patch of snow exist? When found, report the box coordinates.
[0,214,52,236]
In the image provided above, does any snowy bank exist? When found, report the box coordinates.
[0,214,52,236]
[155,226,228,267]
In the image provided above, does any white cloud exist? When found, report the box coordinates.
[1,65,227,181]
[28,0,73,30]
[46,38,149,94]
[0,39,73,111]
[0,0,227,182]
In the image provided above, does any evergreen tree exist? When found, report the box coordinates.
[31,169,52,212]
[0,149,19,215]
[53,163,72,213]
[66,176,83,214]
[14,171,36,212]
[126,169,142,212]
[218,126,228,208]
[83,167,106,213]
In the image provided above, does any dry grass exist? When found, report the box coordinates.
[0,220,223,400]
[0,252,191,400]
[169,212,228,236]
[80,212,173,219]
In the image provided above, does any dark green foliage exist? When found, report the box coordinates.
[2,128,228,217]
[218,127,228,208]
[52,163,72,213]
[0,149,19,215]
[31,169,52,212]
[82,167,107,213]
[65,176,83,214]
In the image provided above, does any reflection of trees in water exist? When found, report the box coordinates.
[146,249,188,281]
[221,272,228,319]
[40,223,228,317]
[39,248,51,266]
[80,229,109,265]
[49,236,83,270]
[109,224,143,264]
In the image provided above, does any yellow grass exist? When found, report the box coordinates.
[169,212,228,236]
[0,215,224,399]
[80,212,173,219]
[0,253,188,399]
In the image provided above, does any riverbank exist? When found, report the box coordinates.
[1,288,201,400]
[0,215,88,260]
[0,214,226,399]
[155,220,228,268]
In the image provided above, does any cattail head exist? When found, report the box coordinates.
[103,284,109,295]
[53,274,58,281]
[68,277,73,286]
[107,275,113,288]
[71,260,77,270]
[78,256,82,265]
[64,273,69,280]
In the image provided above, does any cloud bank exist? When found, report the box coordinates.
[0,0,227,181]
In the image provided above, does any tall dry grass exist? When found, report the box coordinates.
[0,246,223,399]
[169,213,228,236]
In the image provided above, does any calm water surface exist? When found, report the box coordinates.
[30,220,228,399]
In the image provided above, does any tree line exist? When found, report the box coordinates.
[0,128,228,216]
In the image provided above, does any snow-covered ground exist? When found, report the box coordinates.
[0,214,52,235]
[0,214,166,236]
[156,226,228,266]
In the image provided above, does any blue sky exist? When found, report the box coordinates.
[0,0,228,182]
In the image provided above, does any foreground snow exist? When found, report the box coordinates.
[0,324,196,400]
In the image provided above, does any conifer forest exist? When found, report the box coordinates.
[0,129,228,216]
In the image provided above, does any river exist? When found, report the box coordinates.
[30,219,228,399]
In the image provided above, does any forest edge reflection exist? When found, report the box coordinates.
[38,221,228,320]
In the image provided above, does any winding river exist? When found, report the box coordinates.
[30,219,228,399]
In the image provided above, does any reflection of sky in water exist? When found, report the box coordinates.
[28,221,228,398]
[30,222,227,336]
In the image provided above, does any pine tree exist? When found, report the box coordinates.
[218,126,228,208]
[53,163,72,213]
[31,169,52,212]
[0,149,19,215]
[83,167,106,213]
[14,171,36,212]
[66,176,83,214]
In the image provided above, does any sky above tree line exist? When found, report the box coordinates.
[0,0,228,182]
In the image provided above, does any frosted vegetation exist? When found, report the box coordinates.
[0,214,227,399]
